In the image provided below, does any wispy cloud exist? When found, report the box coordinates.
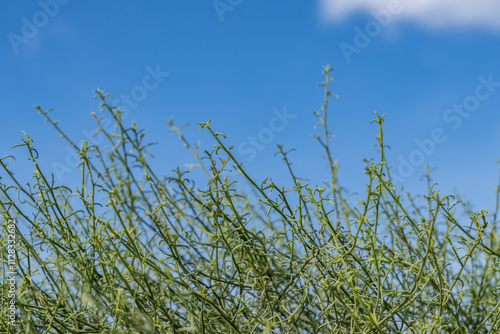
[319,0,500,29]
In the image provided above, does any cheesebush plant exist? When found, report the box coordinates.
[1,66,499,333]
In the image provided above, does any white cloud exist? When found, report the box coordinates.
[319,0,500,29]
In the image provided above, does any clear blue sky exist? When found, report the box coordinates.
[1,1,500,211]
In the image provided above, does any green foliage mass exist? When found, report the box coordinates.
[1,67,499,333]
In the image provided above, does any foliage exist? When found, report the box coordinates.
[1,66,499,333]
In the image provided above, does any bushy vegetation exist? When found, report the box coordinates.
[1,67,499,333]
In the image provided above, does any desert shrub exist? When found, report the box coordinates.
[1,66,499,333]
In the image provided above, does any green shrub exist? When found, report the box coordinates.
[1,66,499,333]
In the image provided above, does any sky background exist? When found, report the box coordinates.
[1,1,500,212]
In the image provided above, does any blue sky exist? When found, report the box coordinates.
[1,1,500,212]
